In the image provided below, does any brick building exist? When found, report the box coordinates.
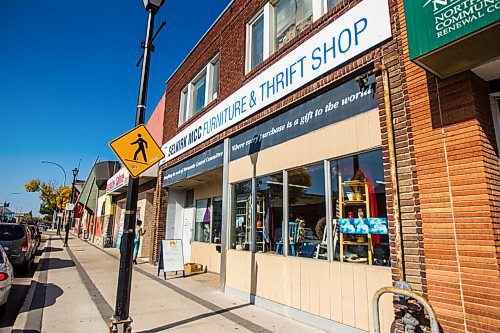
[148,0,500,332]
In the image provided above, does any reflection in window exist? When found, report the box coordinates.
[331,150,389,266]
[194,198,211,243]
[212,197,222,244]
[250,14,264,70]
[327,0,342,10]
[275,0,313,50]
[193,72,206,114]
[287,163,326,259]
[256,173,283,253]
[231,181,252,251]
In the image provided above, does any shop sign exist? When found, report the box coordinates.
[404,0,500,60]
[163,143,224,186]
[160,0,391,164]
[230,75,377,161]
[106,167,130,194]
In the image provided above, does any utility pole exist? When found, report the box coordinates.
[110,1,165,332]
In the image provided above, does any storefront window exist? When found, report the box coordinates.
[194,198,211,243]
[256,173,283,253]
[231,181,252,251]
[287,163,326,259]
[331,149,389,266]
[212,196,222,244]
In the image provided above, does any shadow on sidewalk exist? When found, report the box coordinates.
[37,258,75,271]
[136,303,251,333]
[43,246,63,253]
[17,282,64,314]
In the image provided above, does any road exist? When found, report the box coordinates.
[0,233,47,332]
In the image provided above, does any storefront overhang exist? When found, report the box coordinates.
[163,143,224,187]
[106,164,158,195]
[404,0,500,78]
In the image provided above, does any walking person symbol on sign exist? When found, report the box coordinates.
[109,125,165,178]
[131,134,148,162]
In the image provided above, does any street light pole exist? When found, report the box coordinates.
[110,1,164,332]
[41,160,67,187]
[64,168,79,247]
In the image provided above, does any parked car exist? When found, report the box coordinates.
[0,244,13,310]
[28,225,41,249]
[0,223,35,273]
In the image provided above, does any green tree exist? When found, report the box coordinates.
[24,179,71,216]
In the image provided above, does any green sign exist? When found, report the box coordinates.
[404,0,500,60]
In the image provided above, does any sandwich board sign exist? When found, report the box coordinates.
[109,125,165,178]
[157,239,185,279]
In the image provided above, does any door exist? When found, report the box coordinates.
[182,189,195,263]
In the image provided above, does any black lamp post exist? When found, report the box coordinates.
[110,1,164,332]
[63,167,79,247]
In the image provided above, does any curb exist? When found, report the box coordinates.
[12,235,52,332]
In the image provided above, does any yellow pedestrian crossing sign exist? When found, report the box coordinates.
[109,125,165,178]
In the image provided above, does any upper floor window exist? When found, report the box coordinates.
[179,55,220,126]
[275,0,313,50]
[327,0,342,10]
[246,1,329,73]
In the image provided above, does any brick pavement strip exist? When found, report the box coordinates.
[13,232,325,333]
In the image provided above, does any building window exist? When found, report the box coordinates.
[275,0,313,50]
[287,163,326,259]
[193,197,222,244]
[249,13,265,70]
[245,1,333,73]
[211,196,222,244]
[326,0,342,10]
[331,149,390,266]
[231,180,252,251]
[192,72,207,114]
[256,173,283,253]
[178,54,220,125]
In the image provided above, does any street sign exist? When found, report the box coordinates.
[109,125,165,178]
[65,203,75,211]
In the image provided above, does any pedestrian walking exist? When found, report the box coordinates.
[133,220,146,264]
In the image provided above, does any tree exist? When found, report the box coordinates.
[24,179,71,216]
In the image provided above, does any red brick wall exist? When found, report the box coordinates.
[396,1,500,332]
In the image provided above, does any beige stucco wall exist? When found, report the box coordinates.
[229,109,381,183]
[226,250,393,332]
[191,242,221,274]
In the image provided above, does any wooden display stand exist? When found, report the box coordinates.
[338,179,374,265]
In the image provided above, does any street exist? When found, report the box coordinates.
[0,237,46,332]
[3,231,325,333]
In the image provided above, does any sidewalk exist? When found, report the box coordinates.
[13,232,326,333]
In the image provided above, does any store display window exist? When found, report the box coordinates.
[231,180,252,251]
[194,198,211,243]
[193,196,222,244]
[330,149,390,266]
[287,163,326,259]
[212,197,222,244]
[256,173,283,254]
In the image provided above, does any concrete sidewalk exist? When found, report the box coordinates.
[13,232,326,333]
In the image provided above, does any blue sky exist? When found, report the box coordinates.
[0,0,231,215]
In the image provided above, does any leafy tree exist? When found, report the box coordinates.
[24,179,71,216]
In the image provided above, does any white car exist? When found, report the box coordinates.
[0,244,13,309]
